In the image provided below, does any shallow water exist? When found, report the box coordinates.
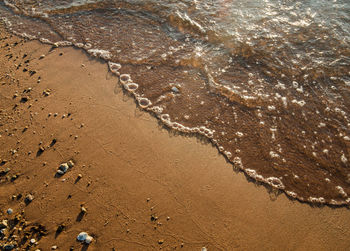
[1,0,349,205]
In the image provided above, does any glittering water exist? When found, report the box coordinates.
[1,0,350,205]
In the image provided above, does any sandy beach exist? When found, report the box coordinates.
[1,25,350,251]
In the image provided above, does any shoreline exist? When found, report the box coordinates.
[1,25,350,250]
[2,19,349,206]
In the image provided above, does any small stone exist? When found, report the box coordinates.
[4,243,15,250]
[7,208,13,215]
[171,86,179,93]
[78,174,83,179]
[11,174,19,181]
[51,246,58,250]
[158,239,164,244]
[25,194,34,204]
[0,167,10,175]
[30,238,36,244]
[0,220,8,229]
[67,160,74,168]
[39,54,45,59]
[20,96,29,103]
[43,89,51,96]
[81,206,87,214]
[167,216,170,221]
[85,235,93,244]
[57,170,64,175]
[59,163,69,173]
[77,232,88,242]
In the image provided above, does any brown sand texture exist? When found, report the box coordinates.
[0,26,350,251]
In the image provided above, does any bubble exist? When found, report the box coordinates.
[341,154,348,164]
[336,186,348,198]
[150,106,163,114]
[269,151,280,158]
[88,48,112,60]
[268,105,276,111]
[236,132,244,137]
[120,74,131,84]
[124,83,139,92]
[75,43,84,48]
[308,197,326,203]
[225,151,232,158]
[108,62,121,73]
[160,114,170,122]
[266,177,285,189]
[138,97,152,108]
[286,191,297,198]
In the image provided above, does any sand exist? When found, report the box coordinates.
[0,25,350,251]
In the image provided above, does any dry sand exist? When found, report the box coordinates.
[0,25,350,251]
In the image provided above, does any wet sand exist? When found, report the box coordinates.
[1,26,350,251]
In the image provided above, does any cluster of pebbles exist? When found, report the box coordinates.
[0,211,47,250]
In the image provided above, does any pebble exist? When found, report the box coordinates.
[171,86,179,93]
[30,238,36,244]
[57,170,64,175]
[7,208,13,215]
[85,235,93,244]
[51,245,58,250]
[25,194,34,204]
[39,54,45,59]
[43,89,51,96]
[67,160,74,168]
[77,232,88,241]
[0,220,8,228]
[4,244,15,250]
[58,163,69,174]
[81,206,87,214]
[77,232,93,244]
